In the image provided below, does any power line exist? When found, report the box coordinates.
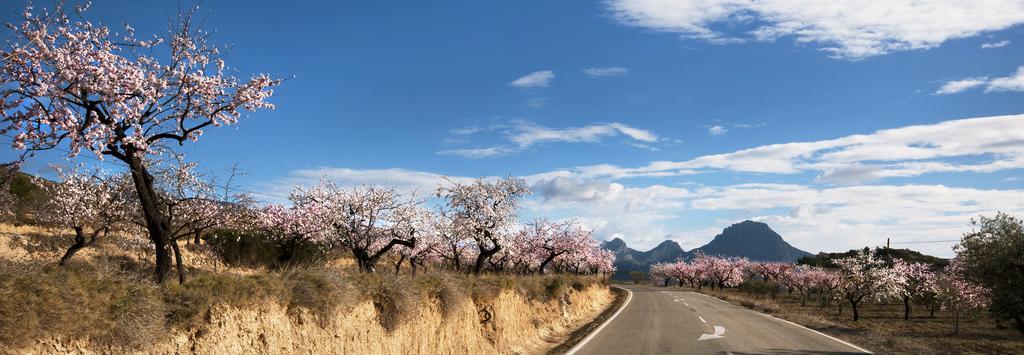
[1,132,291,200]
[889,239,961,244]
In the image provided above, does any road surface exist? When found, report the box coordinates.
[568,285,870,355]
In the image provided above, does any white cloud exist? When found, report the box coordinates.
[437,146,516,158]
[509,70,554,88]
[981,40,1011,49]
[708,125,728,135]
[526,176,1024,256]
[524,97,548,108]
[937,66,1024,94]
[583,67,630,77]
[689,183,1024,256]
[255,167,464,201]
[986,66,1024,92]
[935,77,988,95]
[439,120,661,158]
[606,0,1024,59]
[548,114,1024,181]
[255,165,1024,256]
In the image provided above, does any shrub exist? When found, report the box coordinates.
[346,272,419,332]
[204,229,328,269]
[411,273,467,320]
[739,279,780,298]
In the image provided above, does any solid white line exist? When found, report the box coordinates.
[565,286,634,355]
[753,311,873,354]
[688,292,872,354]
[697,315,708,324]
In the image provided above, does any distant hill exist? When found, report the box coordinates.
[601,238,690,281]
[693,220,812,262]
[798,247,949,269]
[604,220,811,280]
[1,169,48,223]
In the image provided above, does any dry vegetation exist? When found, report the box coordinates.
[691,286,1024,354]
[0,224,611,353]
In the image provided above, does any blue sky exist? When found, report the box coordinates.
[3,1,1024,257]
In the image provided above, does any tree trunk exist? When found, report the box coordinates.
[953,310,960,335]
[124,155,174,283]
[394,254,405,275]
[356,237,415,273]
[280,238,299,264]
[903,296,911,320]
[851,300,860,321]
[170,239,186,284]
[59,227,101,266]
[193,230,201,245]
[537,253,561,275]
[930,300,936,318]
[473,244,500,275]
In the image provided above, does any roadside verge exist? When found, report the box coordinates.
[549,285,633,355]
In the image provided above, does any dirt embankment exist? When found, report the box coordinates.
[21,284,610,355]
[2,227,614,355]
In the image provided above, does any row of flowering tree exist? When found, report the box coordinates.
[650,249,990,333]
[259,177,617,277]
[29,162,616,280]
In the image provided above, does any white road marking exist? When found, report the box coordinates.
[697,316,707,324]
[688,291,872,353]
[684,302,689,306]
[698,326,726,341]
[565,286,634,355]
[752,311,873,353]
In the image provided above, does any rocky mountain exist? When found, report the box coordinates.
[601,238,691,281]
[604,220,811,280]
[693,220,812,262]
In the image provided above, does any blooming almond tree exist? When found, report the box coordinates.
[295,181,420,272]
[394,209,442,275]
[936,258,991,335]
[37,166,132,265]
[524,219,593,274]
[650,262,672,286]
[892,258,937,320]
[0,3,280,282]
[834,248,906,321]
[259,202,328,263]
[435,176,530,274]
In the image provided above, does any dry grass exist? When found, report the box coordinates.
[0,260,165,350]
[0,253,608,349]
[0,224,611,349]
[693,287,1024,354]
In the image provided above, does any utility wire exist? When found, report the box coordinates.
[1,132,291,199]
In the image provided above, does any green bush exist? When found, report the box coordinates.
[203,229,329,269]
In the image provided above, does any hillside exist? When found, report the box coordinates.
[602,238,690,280]
[798,247,949,268]
[605,220,812,280]
[693,220,812,262]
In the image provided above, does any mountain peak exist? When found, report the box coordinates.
[696,220,810,262]
[602,237,627,251]
[654,239,681,249]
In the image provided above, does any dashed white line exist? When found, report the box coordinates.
[697,315,707,324]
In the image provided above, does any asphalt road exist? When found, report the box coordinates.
[567,285,871,355]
